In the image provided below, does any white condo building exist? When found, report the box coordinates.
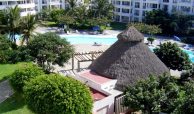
[0,0,194,21]
[113,0,194,22]
[0,0,36,16]
[34,0,66,12]
[0,0,85,17]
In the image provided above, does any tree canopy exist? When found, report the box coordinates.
[144,9,192,35]
[0,35,18,63]
[124,74,194,114]
[128,23,161,35]
[27,32,74,72]
[154,42,191,71]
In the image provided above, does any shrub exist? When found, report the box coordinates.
[0,35,15,64]
[24,74,93,114]
[124,74,184,114]
[173,81,194,114]
[154,42,192,71]
[147,37,155,44]
[128,23,161,35]
[10,63,44,92]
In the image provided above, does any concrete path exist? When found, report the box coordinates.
[0,80,14,104]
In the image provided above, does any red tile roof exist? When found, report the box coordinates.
[90,88,108,101]
[80,71,112,84]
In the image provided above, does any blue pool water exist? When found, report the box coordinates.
[63,35,194,63]
[62,35,117,45]
[183,49,194,62]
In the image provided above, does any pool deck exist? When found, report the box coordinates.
[26,26,194,77]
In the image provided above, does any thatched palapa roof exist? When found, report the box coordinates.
[89,26,169,91]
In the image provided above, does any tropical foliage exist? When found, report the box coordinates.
[24,74,93,114]
[0,5,37,45]
[124,75,166,114]
[0,35,18,63]
[21,14,37,44]
[144,9,193,35]
[154,42,192,71]
[128,23,161,35]
[4,5,21,43]
[40,0,114,30]
[124,74,194,114]
[9,63,44,92]
[27,32,74,72]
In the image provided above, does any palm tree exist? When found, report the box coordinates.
[0,10,7,34]
[5,5,21,43]
[66,0,78,10]
[21,14,36,44]
[92,0,114,19]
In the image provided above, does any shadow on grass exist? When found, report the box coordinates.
[0,93,27,113]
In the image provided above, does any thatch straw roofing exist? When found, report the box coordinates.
[117,26,144,42]
[89,26,169,91]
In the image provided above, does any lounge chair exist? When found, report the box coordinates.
[93,42,102,46]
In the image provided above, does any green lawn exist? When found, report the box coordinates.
[0,62,29,82]
[0,93,34,114]
[0,62,34,114]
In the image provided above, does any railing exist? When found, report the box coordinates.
[115,95,129,114]
[72,51,104,71]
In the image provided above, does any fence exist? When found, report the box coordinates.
[72,51,104,71]
[115,95,129,114]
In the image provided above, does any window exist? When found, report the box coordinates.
[151,4,157,8]
[172,5,177,12]
[134,17,139,22]
[173,0,178,3]
[116,1,120,5]
[135,2,140,8]
[35,6,38,11]
[115,8,120,12]
[122,8,129,13]
[142,11,146,16]
[121,16,129,22]
[180,6,191,12]
[143,3,146,9]
[163,0,169,2]
[163,5,168,11]
[115,15,120,21]
[134,10,139,16]
[122,1,130,6]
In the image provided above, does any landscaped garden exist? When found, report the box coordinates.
[1,1,194,114]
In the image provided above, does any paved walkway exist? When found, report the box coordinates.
[0,80,14,104]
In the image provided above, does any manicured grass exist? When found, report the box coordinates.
[0,93,34,114]
[0,62,29,82]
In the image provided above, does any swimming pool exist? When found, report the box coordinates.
[62,35,117,45]
[62,35,194,63]
[183,49,194,62]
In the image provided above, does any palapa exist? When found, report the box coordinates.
[89,26,169,91]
